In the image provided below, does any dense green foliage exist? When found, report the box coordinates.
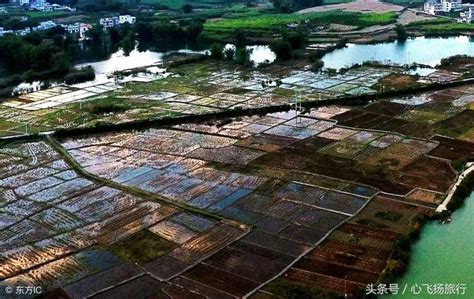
[0,33,71,75]
[270,31,307,61]
[210,43,224,59]
[272,0,323,12]
[395,24,407,42]
[406,19,474,35]
[135,19,204,44]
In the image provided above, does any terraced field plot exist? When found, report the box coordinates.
[264,194,434,298]
[12,93,459,296]
[3,59,464,137]
[0,58,473,297]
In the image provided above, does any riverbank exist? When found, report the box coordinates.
[395,191,474,298]
[437,162,474,212]
[378,166,474,294]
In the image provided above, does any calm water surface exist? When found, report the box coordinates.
[323,36,474,69]
[394,192,474,298]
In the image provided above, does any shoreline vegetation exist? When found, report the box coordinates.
[378,167,474,290]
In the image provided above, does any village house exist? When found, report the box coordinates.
[424,0,462,15]
[100,15,136,29]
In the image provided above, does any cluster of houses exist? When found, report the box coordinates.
[424,0,462,15]
[0,14,136,38]
[0,21,92,38]
[459,6,474,23]
[99,15,137,29]
[424,0,474,23]
[10,0,75,12]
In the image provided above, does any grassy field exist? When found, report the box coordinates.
[202,10,397,40]
[1,8,70,20]
[406,19,474,34]
[107,230,176,264]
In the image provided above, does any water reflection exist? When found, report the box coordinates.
[322,36,474,70]
[75,47,208,85]
[224,44,276,66]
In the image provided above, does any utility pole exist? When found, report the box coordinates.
[292,89,303,127]
[344,275,348,298]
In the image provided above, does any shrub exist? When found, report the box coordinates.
[209,43,224,59]
[310,59,324,72]
[64,66,95,85]
[270,39,293,61]
[235,47,252,66]
[395,24,408,42]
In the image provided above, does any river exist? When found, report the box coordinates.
[73,36,474,85]
[393,192,474,298]
[322,36,474,70]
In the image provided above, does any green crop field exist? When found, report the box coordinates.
[406,19,474,34]
[202,10,397,40]
[141,0,246,9]
[204,10,397,30]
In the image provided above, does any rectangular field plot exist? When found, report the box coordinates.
[187,146,264,165]
[149,221,198,245]
[264,124,319,140]
[1,249,121,292]
[361,138,437,171]
[242,230,310,258]
[27,178,96,203]
[169,224,245,265]
[350,195,432,234]
[181,263,259,298]
[202,246,288,284]
[63,262,143,299]
[306,239,391,274]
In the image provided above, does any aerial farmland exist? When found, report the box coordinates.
[1,0,474,297]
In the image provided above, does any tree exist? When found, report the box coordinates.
[233,30,247,48]
[395,25,407,42]
[235,47,252,66]
[272,0,323,12]
[272,0,292,12]
[310,59,324,72]
[285,31,307,49]
[182,4,193,13]
[270,39,293,61]
[86,25,104,43]
[210,43,224,59]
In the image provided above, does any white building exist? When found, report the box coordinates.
[442,0,462,12]
[99,16,120,29]
[100,15,136,29]
[119,15,136,25]
[424,0,462,15]
[79,23,92,39]
[460,6,474,23]
[424,0,442,15]
[33,20,57,31]
[61,23,80,34]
